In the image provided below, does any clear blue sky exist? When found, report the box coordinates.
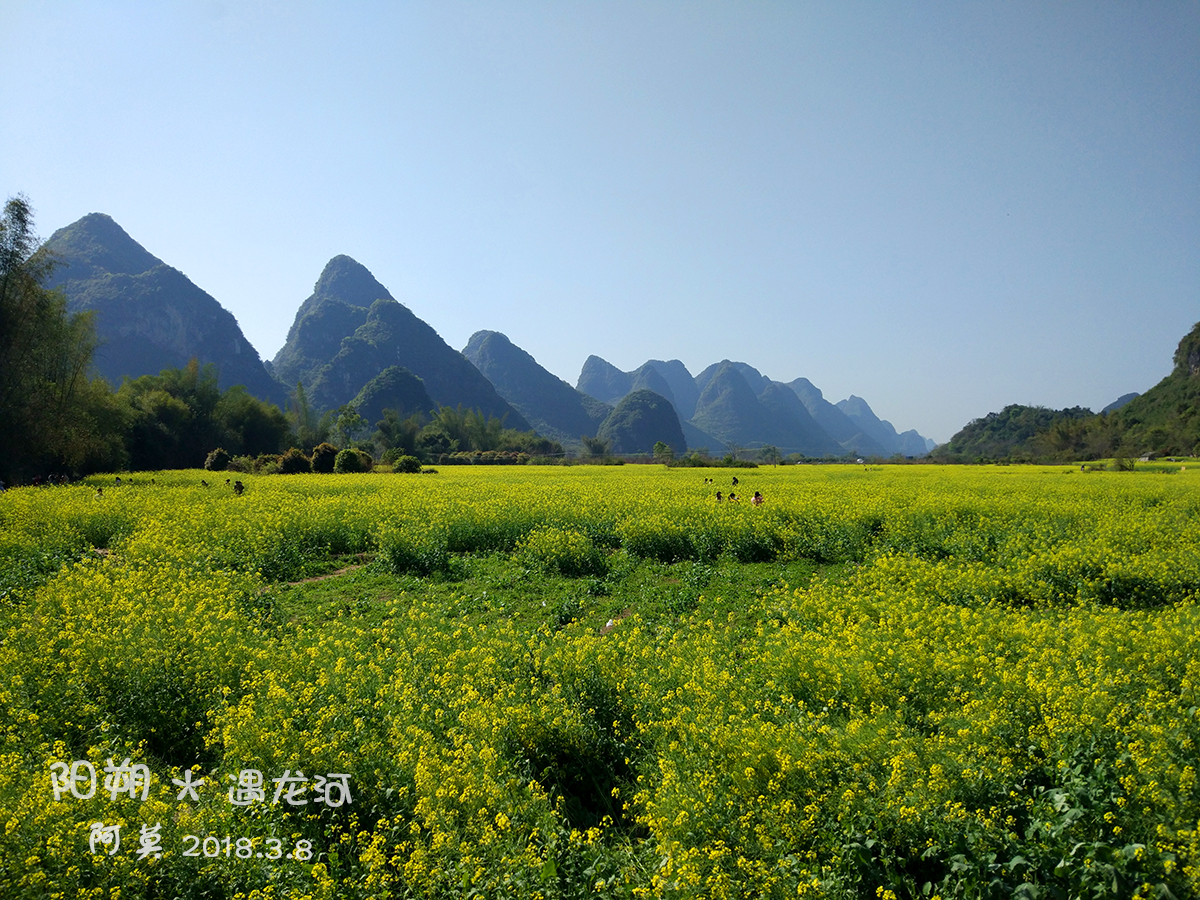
[3,2,1196,442]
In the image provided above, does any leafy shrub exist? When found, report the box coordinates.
[517,527,607,578]
[226,455,253,473]
[311,442,338,473]
[719,455,759,468]
[393,455,422,474]
[377,523,449,575]
[277,448,311,474]
[551,595,583,628]
[334,449,366,473]
[253,453,283,474]
[667,452,711,467]
[203,447,230,471]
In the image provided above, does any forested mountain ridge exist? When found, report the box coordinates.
[931,405,1096,462]
[933,320,1200,462]
[1107,321,1200,454]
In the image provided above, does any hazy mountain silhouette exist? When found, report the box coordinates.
[575,354,935,458]
[463,330,609,448]
[1101,392,1139,414]
[835,395,937,456]
[784,378,887,456]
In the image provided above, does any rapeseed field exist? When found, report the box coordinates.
[1,464,1197,898]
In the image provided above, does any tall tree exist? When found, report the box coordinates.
[331,404,368,448]
[372,409,424,458]
[288,381,326,450]
[0,195,111,481]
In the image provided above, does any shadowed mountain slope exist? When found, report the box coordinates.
[577,355,632,406]
[271,255,388,390]
[43,214,284,405]
[629,364,677,409]
[785,378,888,456]
[644,359,700,420]
[836,395,930,456]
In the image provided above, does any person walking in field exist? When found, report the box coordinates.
[752,491,764,506]
[715,491,723,501]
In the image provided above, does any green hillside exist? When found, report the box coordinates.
[596,389,687,455]
[935,321,1200,462]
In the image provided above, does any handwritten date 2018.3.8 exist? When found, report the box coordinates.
[181,835,312,861]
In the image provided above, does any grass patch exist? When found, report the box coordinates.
[267,547,833,640]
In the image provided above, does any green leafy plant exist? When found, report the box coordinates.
[392,454,422,474]
[203,447,230,471]
[311,442,338,473]
[277,447,311,474]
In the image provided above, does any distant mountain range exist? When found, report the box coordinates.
[43,212,935,457]
[575,356,934,457]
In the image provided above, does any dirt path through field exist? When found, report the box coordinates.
[287,553,373,585]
